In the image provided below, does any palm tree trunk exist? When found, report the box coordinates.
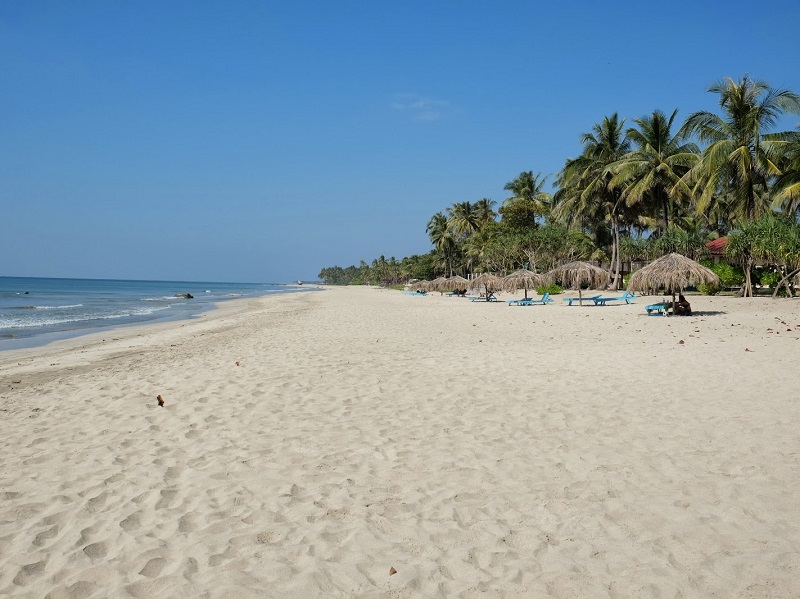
[741,257,754,297]
[610,215,621,290]
[773,268,800,298]
[615,224,622,290]
[660,188,670,233]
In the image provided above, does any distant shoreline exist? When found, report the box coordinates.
[0,277,320,352]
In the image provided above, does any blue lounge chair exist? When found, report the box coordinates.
[470,292,499,302]
[592,290,636,305]
[563,294,601,306]
[507,297,533,306]
[645,301,670,316]
[508,293,553,306]
[403,290,427,296]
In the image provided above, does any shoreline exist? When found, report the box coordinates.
[0,284,319,354]
[2,287,800,597]
[0,292,310,386]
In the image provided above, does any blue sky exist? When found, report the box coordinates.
[2,1,799,283]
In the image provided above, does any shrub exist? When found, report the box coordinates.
[698,282,721,295]
[759,270,781,288]
[536,283,564,295]
[758,270,788,295]
[700,260,745,288]
[623,272,632,288]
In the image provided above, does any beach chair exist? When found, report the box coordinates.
[563,294,601,306]
[525,292,553,305]
[645,301,671,316]
[403,290,427,296]
[507,297,534,306]
[507,293,552,306]
[592,290,636,305]
[470,292,499,302]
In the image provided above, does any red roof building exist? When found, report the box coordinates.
[706,237,728,256]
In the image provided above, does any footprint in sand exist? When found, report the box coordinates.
[208,553,226,567]
[32,524,60,547]
[12,560,47,586]
[75,524,102,548]
[56,580,98,597]
[120,511,142,532]
[178,512,198,532]
[83,541,108,559]
[139,557,168,578]
[86,491,109,513]
[155,489,178,510]
[166,462,186,476]
[182,557,199,580]
[125,578,173,598]
[132,490,156,505]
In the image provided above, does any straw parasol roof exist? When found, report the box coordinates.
[546,261,610,306]
[502,269,545,299]
[422,276,449,292]
[469,272,504,297]
[627,252,720,301]
[441,275,470,292]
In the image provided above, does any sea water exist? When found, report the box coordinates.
[0,277,312,350]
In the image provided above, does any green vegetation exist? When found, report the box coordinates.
[535,283,564,296]
[700,261,745,288]
[319,75,800,296]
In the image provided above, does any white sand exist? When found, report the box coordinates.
[1,287,799,598]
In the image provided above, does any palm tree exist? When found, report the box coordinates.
[447,201,480,238]
[500,171,553,228]
[682,75,800,225]
[474,198,497,226]
[554,113,631,288]
[426,212,455,275]
[611,109,699,232]
[769,129,800,216]
[725,213,774,296]
[463,222,501,273]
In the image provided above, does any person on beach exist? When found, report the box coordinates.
[673,293,692,316]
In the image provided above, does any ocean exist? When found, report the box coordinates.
[0,276,313,350]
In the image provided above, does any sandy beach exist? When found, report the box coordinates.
[1,286,799,598]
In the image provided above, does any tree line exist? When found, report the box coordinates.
[319,76,800,296]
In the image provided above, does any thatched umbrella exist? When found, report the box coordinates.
[469,273,504,298]
[407,280,429,292]
[502,269,545,299]
[546,261,610,306]
[627,252,720,304]
[442,275,470,293]
[421,276,448,292]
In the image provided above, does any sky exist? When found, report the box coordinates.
[2,1,799,283]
